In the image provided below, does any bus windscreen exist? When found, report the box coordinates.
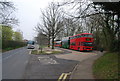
[27,41,35,45]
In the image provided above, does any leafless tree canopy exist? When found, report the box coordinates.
[0,1,18,26]
[35,2,64,49]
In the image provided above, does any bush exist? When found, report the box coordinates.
[2,40,27,50]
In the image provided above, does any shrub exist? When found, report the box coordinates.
[2,40,27,50]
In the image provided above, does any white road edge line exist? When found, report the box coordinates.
[29,50,31,54]
[69,64,79,80]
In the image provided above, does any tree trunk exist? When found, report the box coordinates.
[118,12,120,40]
[117,12,120,52]
[48,36,50,47]
[51,37,54,49]
[40,47,43,53]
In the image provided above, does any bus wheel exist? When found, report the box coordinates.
[78,47,80,51]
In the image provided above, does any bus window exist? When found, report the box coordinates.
[81,42,84,46]
[77,35,78,38]
[77,35,81,38]
[82,34,93,37]
[75,36,77,39]
[73,37,74,39]
[71,42,75,46]
[83,42,93,46]
[32,41,35,45]
[79,42,81,46]
[27,41,35,45]
[70,37,73,39]
[72,42,75,46]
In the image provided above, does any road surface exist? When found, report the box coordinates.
[2,47,30,79]
[24,54,78,79]
[2,47,98,79]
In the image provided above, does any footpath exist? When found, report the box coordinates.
[69,51,105,80]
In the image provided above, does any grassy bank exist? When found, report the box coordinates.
[93,52,118,79]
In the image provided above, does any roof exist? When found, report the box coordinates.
[70,33,93,37]
[81,33,92,35]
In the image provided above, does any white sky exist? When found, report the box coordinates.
[10,0,60,40]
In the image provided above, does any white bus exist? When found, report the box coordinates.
[27,41,35,49]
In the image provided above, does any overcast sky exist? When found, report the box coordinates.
[10,0,60,40]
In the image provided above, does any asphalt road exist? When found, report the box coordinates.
[2,47,30,79]
[2,47,78,79]
[24,55,78,79]
[2,46,98,79]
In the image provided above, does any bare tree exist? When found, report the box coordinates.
[36,32,48,52]
[61,17,83,37]
[58,0,119,51]
[0,1,18,26]
[35,21,51,47]
[35,2,64,49]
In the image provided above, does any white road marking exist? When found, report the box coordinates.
[29,51,31,54]
[24,60,28,64]
[38,56,59,64]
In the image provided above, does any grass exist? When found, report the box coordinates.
[2,46,25,53]
[0,49,2,53]
[93,52,119,79]
[31,50,63,55]
[51,51,62,54]
[31,50,45,55]
[2,47,15,52]
[39,45,48,48]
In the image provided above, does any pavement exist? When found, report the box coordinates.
[69,51,104,80]
[55,48,105,80]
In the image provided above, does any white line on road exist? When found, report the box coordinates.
[29,51,31,54]
[38,56,59,64]
[24,60,28,64]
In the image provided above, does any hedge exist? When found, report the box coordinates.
[2,40,27,49]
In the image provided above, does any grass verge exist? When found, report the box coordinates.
[2,46,25,53]
[31,50,63,55]
[31,50,45,55]
[93,52,118,79]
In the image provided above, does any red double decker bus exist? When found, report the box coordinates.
[69,33,93,51]
[54,41,62,47]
